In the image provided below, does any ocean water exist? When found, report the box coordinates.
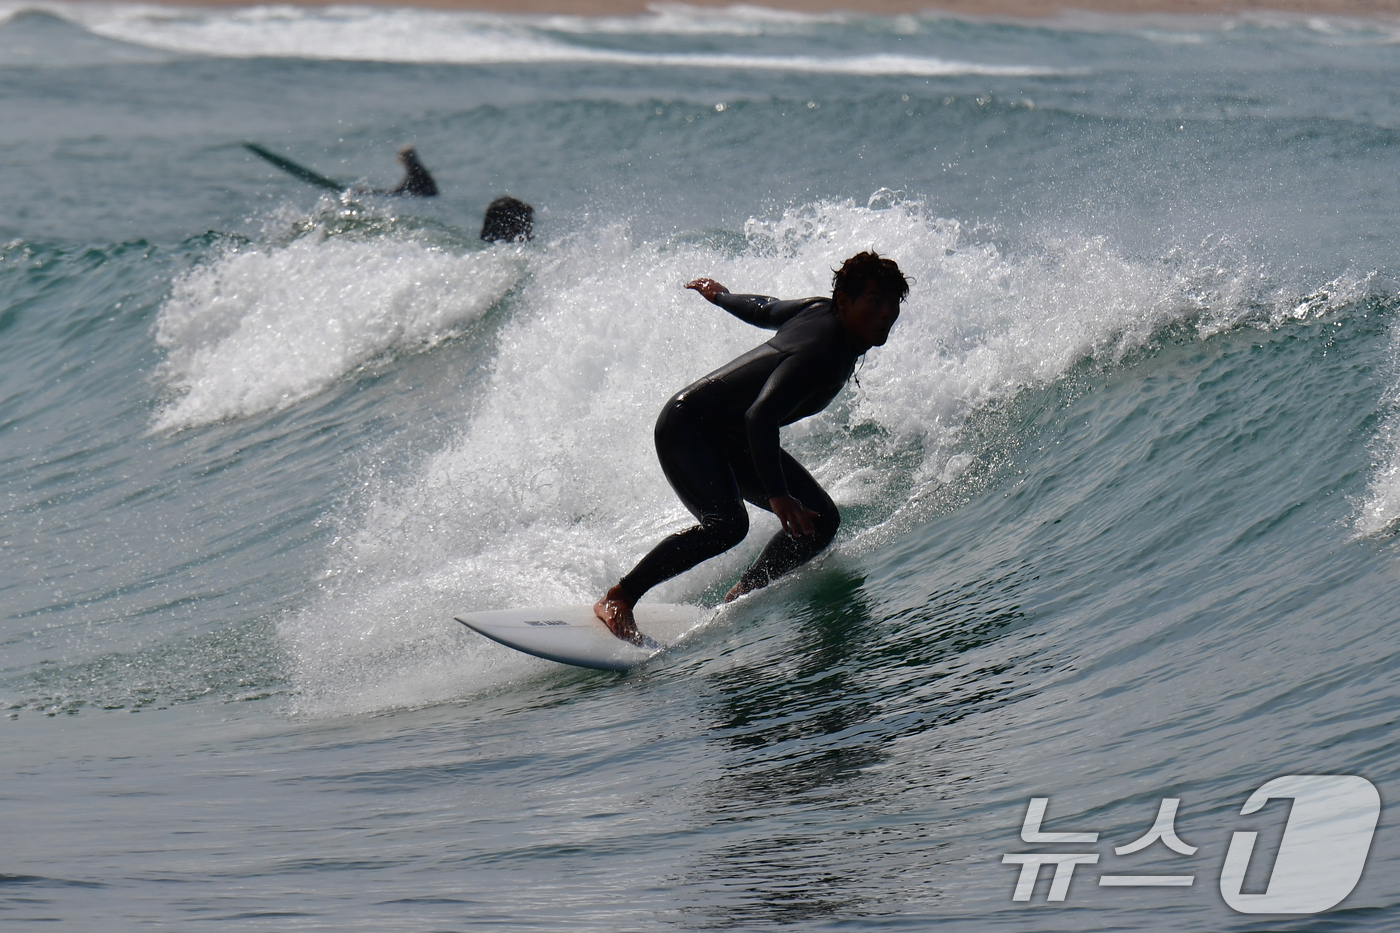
[3,3,1400,929]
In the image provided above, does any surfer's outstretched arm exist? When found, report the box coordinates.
[684,278,729,302]
[684,279,810,330]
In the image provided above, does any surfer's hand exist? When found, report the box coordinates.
[770,495,818,537]
[684,278,729,303]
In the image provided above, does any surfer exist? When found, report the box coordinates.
[245,142,438,197]
[480,196,534,242]
[594,251,910,644]
[385,145,438,197]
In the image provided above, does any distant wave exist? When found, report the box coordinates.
[6,0,1400,64]
[1,3,1072,75]
[587,51,1064,77]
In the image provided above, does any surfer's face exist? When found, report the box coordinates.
[838,280,901,349]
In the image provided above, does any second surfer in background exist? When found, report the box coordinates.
[480,196,534,242]
[595,251,910,644]
[387,145,438,197]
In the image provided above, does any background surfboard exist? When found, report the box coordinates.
[243,142,345,192]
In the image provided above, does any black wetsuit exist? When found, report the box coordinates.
[390,153,438,197]
[618,292,864,602]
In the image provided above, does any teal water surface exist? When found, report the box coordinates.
[3,4,1400,929]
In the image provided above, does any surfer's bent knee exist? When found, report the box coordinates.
[653,395,695,444]
[814,506,840,548]
[703,508,749,550]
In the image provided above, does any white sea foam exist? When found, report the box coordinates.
[153,217,522,432]
[1357,422,1400,538]
[533,3,855,36]
[9,2,1067,75]
[1356,311,1400,538]
[281,197,1283,716]
[9,0,1398,62]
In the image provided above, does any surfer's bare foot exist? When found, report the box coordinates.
[724,577,763,602]
[595,584,643,645]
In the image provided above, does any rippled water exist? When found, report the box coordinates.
[2,4,1399,929]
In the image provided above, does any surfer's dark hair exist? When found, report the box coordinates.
[832,251,910,303]
[481,196,534,243]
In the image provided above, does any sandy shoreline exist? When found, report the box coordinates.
[66,0,1400,17]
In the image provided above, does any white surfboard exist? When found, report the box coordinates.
[455,603,707,671]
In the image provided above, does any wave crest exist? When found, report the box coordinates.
[154,217,521,432]
[279,196,1339,715]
